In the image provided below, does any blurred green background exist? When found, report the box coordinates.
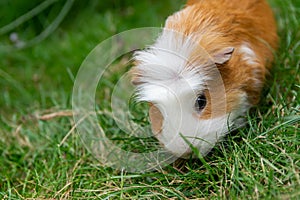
[0,0,184,115]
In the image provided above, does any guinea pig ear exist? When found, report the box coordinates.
[212,47,234,64]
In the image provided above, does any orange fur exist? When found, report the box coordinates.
[165,0,278,119]
[186,0,201,6]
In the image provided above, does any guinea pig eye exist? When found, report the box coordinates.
[195,94,206,111]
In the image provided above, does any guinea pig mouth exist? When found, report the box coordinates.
[149,104,164,136]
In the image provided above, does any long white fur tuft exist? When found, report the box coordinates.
[134,29,210,103]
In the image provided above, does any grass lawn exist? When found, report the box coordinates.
[0,0,299,199]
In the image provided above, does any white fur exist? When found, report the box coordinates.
[134,29,236,157]
[229,92,251,127]
[134,30,210,103]
[239,43,258,66]
[239,43,263,88]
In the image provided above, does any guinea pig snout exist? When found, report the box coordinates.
[149,104,164,135]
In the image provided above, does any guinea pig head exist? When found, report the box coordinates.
[131,30,239,158]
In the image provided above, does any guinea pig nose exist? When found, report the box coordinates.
[149,104,164,135]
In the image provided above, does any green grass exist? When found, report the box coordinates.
[0,0,299,199]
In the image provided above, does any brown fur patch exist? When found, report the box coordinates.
[149,104,164,135]
[165,0,278,119]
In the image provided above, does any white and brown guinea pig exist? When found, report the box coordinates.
[131,0,278,158]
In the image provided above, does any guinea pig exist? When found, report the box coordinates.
[131,0,278,158]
